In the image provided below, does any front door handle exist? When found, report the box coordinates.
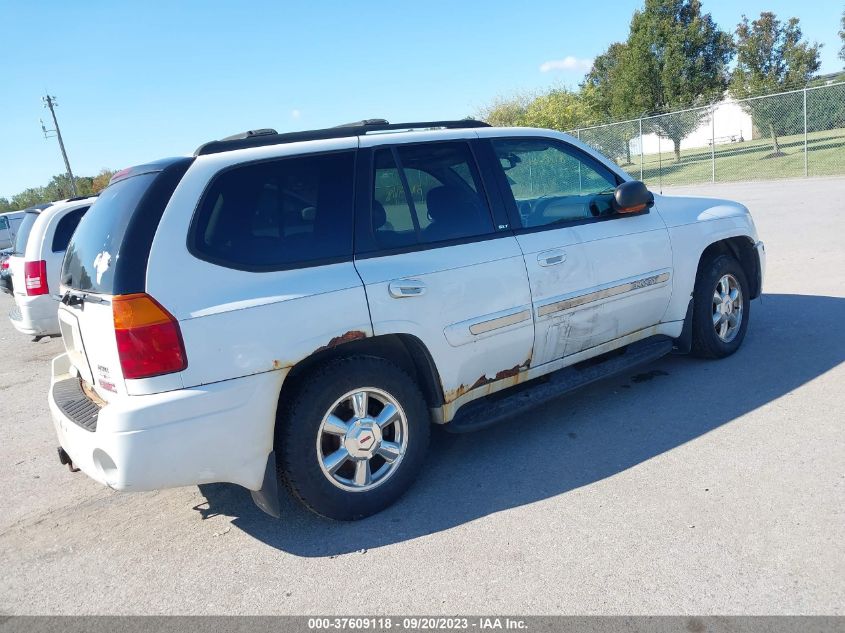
[538,249,567,267]
[388,279,427,298]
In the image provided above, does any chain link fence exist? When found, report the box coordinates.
[569,82,845,189]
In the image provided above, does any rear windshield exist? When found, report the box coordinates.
[62,174,156,293]
[13,212,40,254]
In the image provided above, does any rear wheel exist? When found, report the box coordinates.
[277,356,430,520]
[691,253,751,358]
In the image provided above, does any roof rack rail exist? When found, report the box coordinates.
[65,194,98,202]
[220,128,278,141]
[194,118,490,156]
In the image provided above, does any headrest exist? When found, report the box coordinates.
[372,200,387,229]
[425,186,479,222]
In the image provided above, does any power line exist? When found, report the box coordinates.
[41,95,77,196]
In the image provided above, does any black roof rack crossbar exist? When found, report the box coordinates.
[194,119,490,156]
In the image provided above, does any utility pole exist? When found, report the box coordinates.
[41,95,77,196]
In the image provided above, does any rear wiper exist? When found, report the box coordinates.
[61,289,107,306]
[61,290,85,308]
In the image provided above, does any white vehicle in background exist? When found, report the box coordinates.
[0,210,27,250]
[8,197,96,337]
[49,120,764,521]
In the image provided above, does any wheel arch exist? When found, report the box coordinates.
[277,333,445,423]
[696,235,761,299]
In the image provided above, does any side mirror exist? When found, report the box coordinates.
[613,180,654,214]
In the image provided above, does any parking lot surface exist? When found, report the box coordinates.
[1,177,843,615]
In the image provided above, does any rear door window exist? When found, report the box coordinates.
[51,207,89,252]
[370,142,494,251]
[191,151,355,270]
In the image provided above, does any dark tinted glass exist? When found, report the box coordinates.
[13,212,39,254]
[62,174,157,293]
[371,142,493,250]
[191,152,355,270]
[51,207,88,253]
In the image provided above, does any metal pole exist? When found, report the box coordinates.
[711,105,716,183]
[657,134,662,194]
[43,95,77,196]
[639,118,644,181]
[803,88,808,177]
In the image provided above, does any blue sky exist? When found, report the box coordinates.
[2,0,843,199]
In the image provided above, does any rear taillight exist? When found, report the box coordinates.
[112,293,187,379]
[24,260,48,296]
[1,260,8,270]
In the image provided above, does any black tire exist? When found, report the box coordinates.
[691,253,751,359]
[276,355,430,520]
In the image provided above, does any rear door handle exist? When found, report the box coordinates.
[388,279,426,298]
[538,250,567,267]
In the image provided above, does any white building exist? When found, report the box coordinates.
[628,97,753,155]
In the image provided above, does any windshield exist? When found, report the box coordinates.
[13,212,39,254]
[62,174,157,294]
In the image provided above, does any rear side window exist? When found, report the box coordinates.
[13,212,39,254]
[371,142,493,250]
[191,152,355,270]
[51,207,88,253]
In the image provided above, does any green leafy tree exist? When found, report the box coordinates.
[0,169,117,213]
[730,12,821,156]
[480,94,530,128]
[582,43,639,164]
[479,88,593,132]
[839,9,844,65]
[587,0,733,162]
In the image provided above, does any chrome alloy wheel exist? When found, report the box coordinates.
[712,273,743,343]
[316,388,408,492]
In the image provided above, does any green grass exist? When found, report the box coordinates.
[613,127,845,187]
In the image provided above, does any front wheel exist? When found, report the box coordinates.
[691,253,751,359]
[276,356,430,520]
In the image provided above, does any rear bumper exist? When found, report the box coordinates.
[48,353,281,492]
[9,294,59,336]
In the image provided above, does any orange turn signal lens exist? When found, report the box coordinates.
[112,293,174,330]
[618,203,647,214]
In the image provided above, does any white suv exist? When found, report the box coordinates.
[49,120,765,520]
[8,197,96,337]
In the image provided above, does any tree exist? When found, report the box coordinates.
[586,0,733,162]
[0,169,117,212]
[479,88,592,132]
[480,94,530,128]
[91,169,117,193]
[730,12,821,156]
[839,9,844,65]
[582,43,639,164]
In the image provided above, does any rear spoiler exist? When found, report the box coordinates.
[109,157,193,186]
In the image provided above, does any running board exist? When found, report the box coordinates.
[446,335,674,433]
